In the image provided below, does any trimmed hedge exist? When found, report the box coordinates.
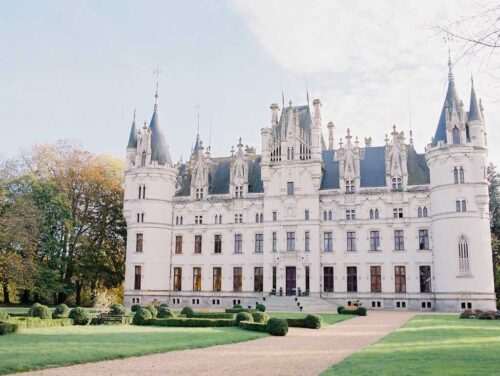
[133,307,153,325]
[252,312,269,323]
[286,314,322,329]
[337,306,367,316]
[8,317,73,329]
[157,306,175,318]
[266,318,288,336]
[109,304,126,316]
[69,307,91,325]
[0,321,18,335]
[28,303,52,319]
[149,318,235,327]
[145,305,158,318]
[52,304,70,319]
[0,311,9,321]
[256,303,266,312]
[180,306,194,317]
[236,312,253,325]
[189,312,234,320]
[233,304,243,309]
[131,304,141,312]
[239,320,268,333]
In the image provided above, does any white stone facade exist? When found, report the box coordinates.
[123,65,496,312]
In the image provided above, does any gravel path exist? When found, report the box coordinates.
[19,311,414,376]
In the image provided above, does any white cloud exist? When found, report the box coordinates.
[231,0,500,164]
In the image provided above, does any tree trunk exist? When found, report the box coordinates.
[2,281,10,304]
[75,281,82,306]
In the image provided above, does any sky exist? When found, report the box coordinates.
[1,0,499,165]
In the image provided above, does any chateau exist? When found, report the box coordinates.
[123,60,496,312]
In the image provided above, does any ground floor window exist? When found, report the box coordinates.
[254,267,263,292]
[419,265,431,293]
[305,266,310,293]
[370,265,381,293]
[213,267,222,292]
[173,267,182,291]
[193,267,202,292]
[347,266,357,292]
[394,265,406,293]
[134,265,142,290]
[272,266,277,291]
[233,267,242,292]
[323,266,334,292]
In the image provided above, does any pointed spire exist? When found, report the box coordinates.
[448,48,454,82]
[148,78,172,166]
[468,75,481,122]
[127,109,138,149]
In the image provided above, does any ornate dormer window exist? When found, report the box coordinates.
[385,125,408,191]
[231,138,248,198]
[189,135,210,201]
[336,129,363,194]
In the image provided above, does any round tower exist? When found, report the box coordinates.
[426,62,495,312]
[123,86,176,307]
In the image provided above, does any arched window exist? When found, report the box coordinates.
[459,167,465,184]
[328,210,333,221]
[375,209,379,219]
[452,126,460,144]
[458,236,470,274]
[423,207,428,217]
[369,209,374,219]
[141,151,147,167]
[453,167,459,184]
[418,207,422,218]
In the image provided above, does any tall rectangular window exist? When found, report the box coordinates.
[418,230,429,250]
[419,265,432,293]
[272,211,278,222]
[305,266,310,292]
[175,235,183,254]
[233,267,242,292]
[370,231,380,251]
[304,231,310,252]
[272,232,277,252]
[394,266,406,293]
[214,234,222,254]
[370,266,382,293]
[347,266,357,293]
[136,233,143,253]
[287,181,294,195]
[286,232,295,251]
[394,230,404,251]
[347,231,356,252]
[323,266,334,292]
[134,265,142,290]
[234,233,242,254]
[213,267,222,292]
[193,267,202,292]
[254,267,263,292]
[173,267,182,291]
[304,209,310,220]
[194,235,202,254]
[255,233,264,253]
[272,266,277,291]
[324,232,333,252]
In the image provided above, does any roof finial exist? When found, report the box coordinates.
[133,108,136,123]
[447,48,454,82]
[153,67,160,111]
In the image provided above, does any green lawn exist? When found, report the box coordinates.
[323,315,500,376]
[0,325,266,375]
[269,312,353,326]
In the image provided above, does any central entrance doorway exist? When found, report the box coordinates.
[285,266,296,296]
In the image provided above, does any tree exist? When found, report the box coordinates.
[487,163,500,307]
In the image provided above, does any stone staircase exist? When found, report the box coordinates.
[263,296,338,313]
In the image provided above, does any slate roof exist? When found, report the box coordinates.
[468,82,481,122]
[273,105,312,140]
[174,145,430,197]
[149,109,172,166]
[127,119,137,149]
[433,70,460,145]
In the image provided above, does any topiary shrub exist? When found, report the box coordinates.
[459,309,475,319]
[0,311,9,321]
[356,307,367,316]
[109,304,126,316]
[337,306,344,314]
[28,303,51,319]
[69,307,90,325]
[145,305,157,318]
[235,312,253,325]
[52,304,70,319]
[233,304,243,309]
[304,314,322,329]
[0,321,18,335]
[256,303,266,312]
[266,318,288,336]
[478,311,496,320]
[157,306,175,318]
[180,306,194,317]
[132,307,153,325]
[252,312,269,323]
[131,304,141,312]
